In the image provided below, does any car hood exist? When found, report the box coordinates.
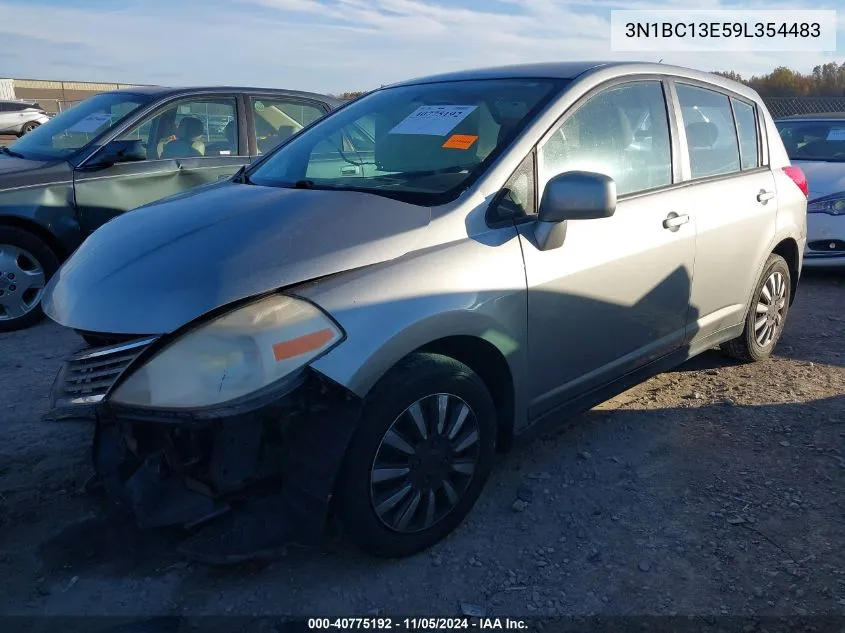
[0,153,52,180]
[43,182,432,334]
[792,160,845,201]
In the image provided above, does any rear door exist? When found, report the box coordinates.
[244,93,331,158]
[73,93,248,234]
[670,80,778,352]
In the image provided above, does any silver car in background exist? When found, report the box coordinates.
[776,113,845,267]
[43,62,807,564]
[0,99,50,136]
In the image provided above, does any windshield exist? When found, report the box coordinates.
[10,92,152,160]
[247,79,564,205]
[776,119,845,162]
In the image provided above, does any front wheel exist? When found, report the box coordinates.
[721,254,791,362]
[334,353,497,558]
[0,227,59,332]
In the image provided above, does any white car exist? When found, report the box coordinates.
[0,99,50,136]
[776,114,845,267]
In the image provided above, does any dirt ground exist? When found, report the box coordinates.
[0,271,843,620]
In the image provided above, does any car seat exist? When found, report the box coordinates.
[161,117,206,159]
[206,120,237,155]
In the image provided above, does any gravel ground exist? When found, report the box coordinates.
[1,271,844,619]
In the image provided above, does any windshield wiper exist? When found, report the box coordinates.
[0,146,26,159]
[384,165,471,179]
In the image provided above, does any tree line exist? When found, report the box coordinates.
[713,62,845,97]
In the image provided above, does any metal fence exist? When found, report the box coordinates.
[763,96,845,119]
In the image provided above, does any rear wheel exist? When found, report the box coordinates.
[721,254,791,362]
[334,353,497,558]
[0,227,59,332]
[20,121,40,135]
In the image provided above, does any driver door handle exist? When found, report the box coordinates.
[663,212,689,231]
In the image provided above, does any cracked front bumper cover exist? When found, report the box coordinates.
[88,370,362,564]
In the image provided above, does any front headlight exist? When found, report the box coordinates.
[808,193,845,215]
[110,294,342,409]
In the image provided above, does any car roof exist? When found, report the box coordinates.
[99,85,342,107]
[777,112,845,121]
[385,61,753,91]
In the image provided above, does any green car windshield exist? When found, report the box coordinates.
[11,92,152,160]
[247,78,564,205]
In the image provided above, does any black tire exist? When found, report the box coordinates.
[721,254,791,362]
[20,121,40,135]
[0,226,60,332]
[334,352,497,558]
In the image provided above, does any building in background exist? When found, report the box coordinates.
[2,78,156,114]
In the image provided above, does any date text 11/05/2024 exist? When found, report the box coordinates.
[624,22,821,38]
[307,618,529,630]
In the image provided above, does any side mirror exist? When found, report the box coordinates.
[535,171,617,251]
[88,139,146,168]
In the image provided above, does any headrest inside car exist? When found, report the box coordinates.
[686,121,718,149]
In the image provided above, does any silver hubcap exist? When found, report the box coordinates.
[369,393,480,534]
[0,244,46,321]
[754,271,787,347]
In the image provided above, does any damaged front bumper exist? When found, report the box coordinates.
[46,336,363,563]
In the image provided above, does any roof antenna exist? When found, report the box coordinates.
[658,58,664,63]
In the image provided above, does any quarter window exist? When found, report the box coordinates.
[731,98,759,170]
[676,84,741,179]
[538,81,672,197]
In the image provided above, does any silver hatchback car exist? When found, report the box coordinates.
[43,62,807,563]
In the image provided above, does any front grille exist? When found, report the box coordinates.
[60,337,157,405]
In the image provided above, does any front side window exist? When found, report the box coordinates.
[10,92,151,160]
[246,79,564,206]
[676,84,741,179]
[252,97,326,155]
[116,97,238,160]
[776,119,845,162]
[538,81,672,197]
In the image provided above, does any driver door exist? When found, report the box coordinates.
[73,94,247,235]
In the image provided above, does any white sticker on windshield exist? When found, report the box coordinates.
[389,105,477,136]
[827,128,845,141]
[68,112,113,133]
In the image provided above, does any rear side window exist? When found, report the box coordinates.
[731,98,759,170]
[676,84,740,179]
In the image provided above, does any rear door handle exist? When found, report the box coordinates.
[662,212,690,231]
[757,189,775,203]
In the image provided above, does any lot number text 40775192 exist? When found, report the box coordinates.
[307,617,529,630]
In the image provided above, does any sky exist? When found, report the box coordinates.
[0,0,843,94]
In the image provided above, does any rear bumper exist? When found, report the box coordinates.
[46,346,363,562]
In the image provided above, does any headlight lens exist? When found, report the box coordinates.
[110,294,342,408]
[808,194,845,215]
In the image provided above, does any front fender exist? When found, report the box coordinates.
[299,229,528,423]
[0,167,81,254]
